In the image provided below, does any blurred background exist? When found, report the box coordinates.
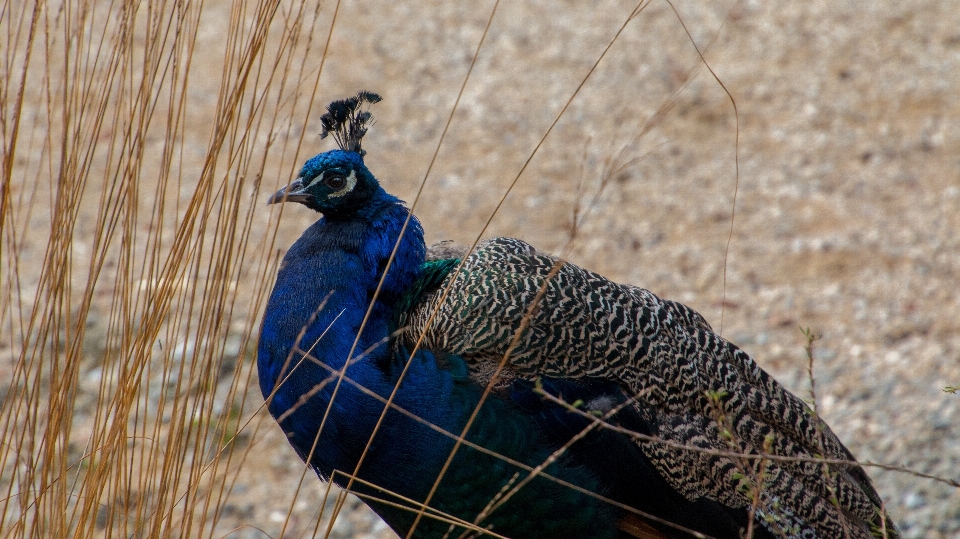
[2,0,958,537]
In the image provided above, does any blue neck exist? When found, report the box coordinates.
[257,193,426,471]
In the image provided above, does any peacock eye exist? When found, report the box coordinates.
[324,173,346,190]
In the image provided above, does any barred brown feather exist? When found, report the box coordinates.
[404,237,896,538]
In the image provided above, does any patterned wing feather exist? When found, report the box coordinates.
[402,237,896,538]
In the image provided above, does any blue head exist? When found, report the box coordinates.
[268,150,391,219]
[269,91,390,219]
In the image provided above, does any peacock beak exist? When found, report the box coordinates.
[267,178,311,205]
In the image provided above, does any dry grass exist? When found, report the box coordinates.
[1,0,337,535]
[2,0,958,538]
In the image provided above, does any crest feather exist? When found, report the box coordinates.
[319,91,382,156]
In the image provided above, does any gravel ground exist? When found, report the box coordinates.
[7,0,959,537]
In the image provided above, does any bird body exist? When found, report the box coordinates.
[257,93,898,538]
[256,149,645,538]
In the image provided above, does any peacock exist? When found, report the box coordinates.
[257,92,899,538]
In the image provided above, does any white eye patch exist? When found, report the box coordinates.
[304,173,324,190]
[327,170,357,198]
[302,169,357,198]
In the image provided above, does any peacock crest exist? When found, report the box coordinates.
[319,90,382,156]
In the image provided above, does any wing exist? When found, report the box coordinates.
[401,237,897,538]
[511,376,780,539]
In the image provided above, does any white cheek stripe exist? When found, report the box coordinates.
[327,169,357,198]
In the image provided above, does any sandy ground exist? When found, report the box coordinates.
[6,0,960,537]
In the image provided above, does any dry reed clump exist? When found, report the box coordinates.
[1,1,337,536]
[2,1,957,538]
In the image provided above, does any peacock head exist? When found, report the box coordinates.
[268,91,387,218]
[268,150,383,217]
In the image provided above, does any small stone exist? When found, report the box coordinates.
[813,346,836,361]
[329,515,354,538]
[904,491,925,510]
[224,335,243,359]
